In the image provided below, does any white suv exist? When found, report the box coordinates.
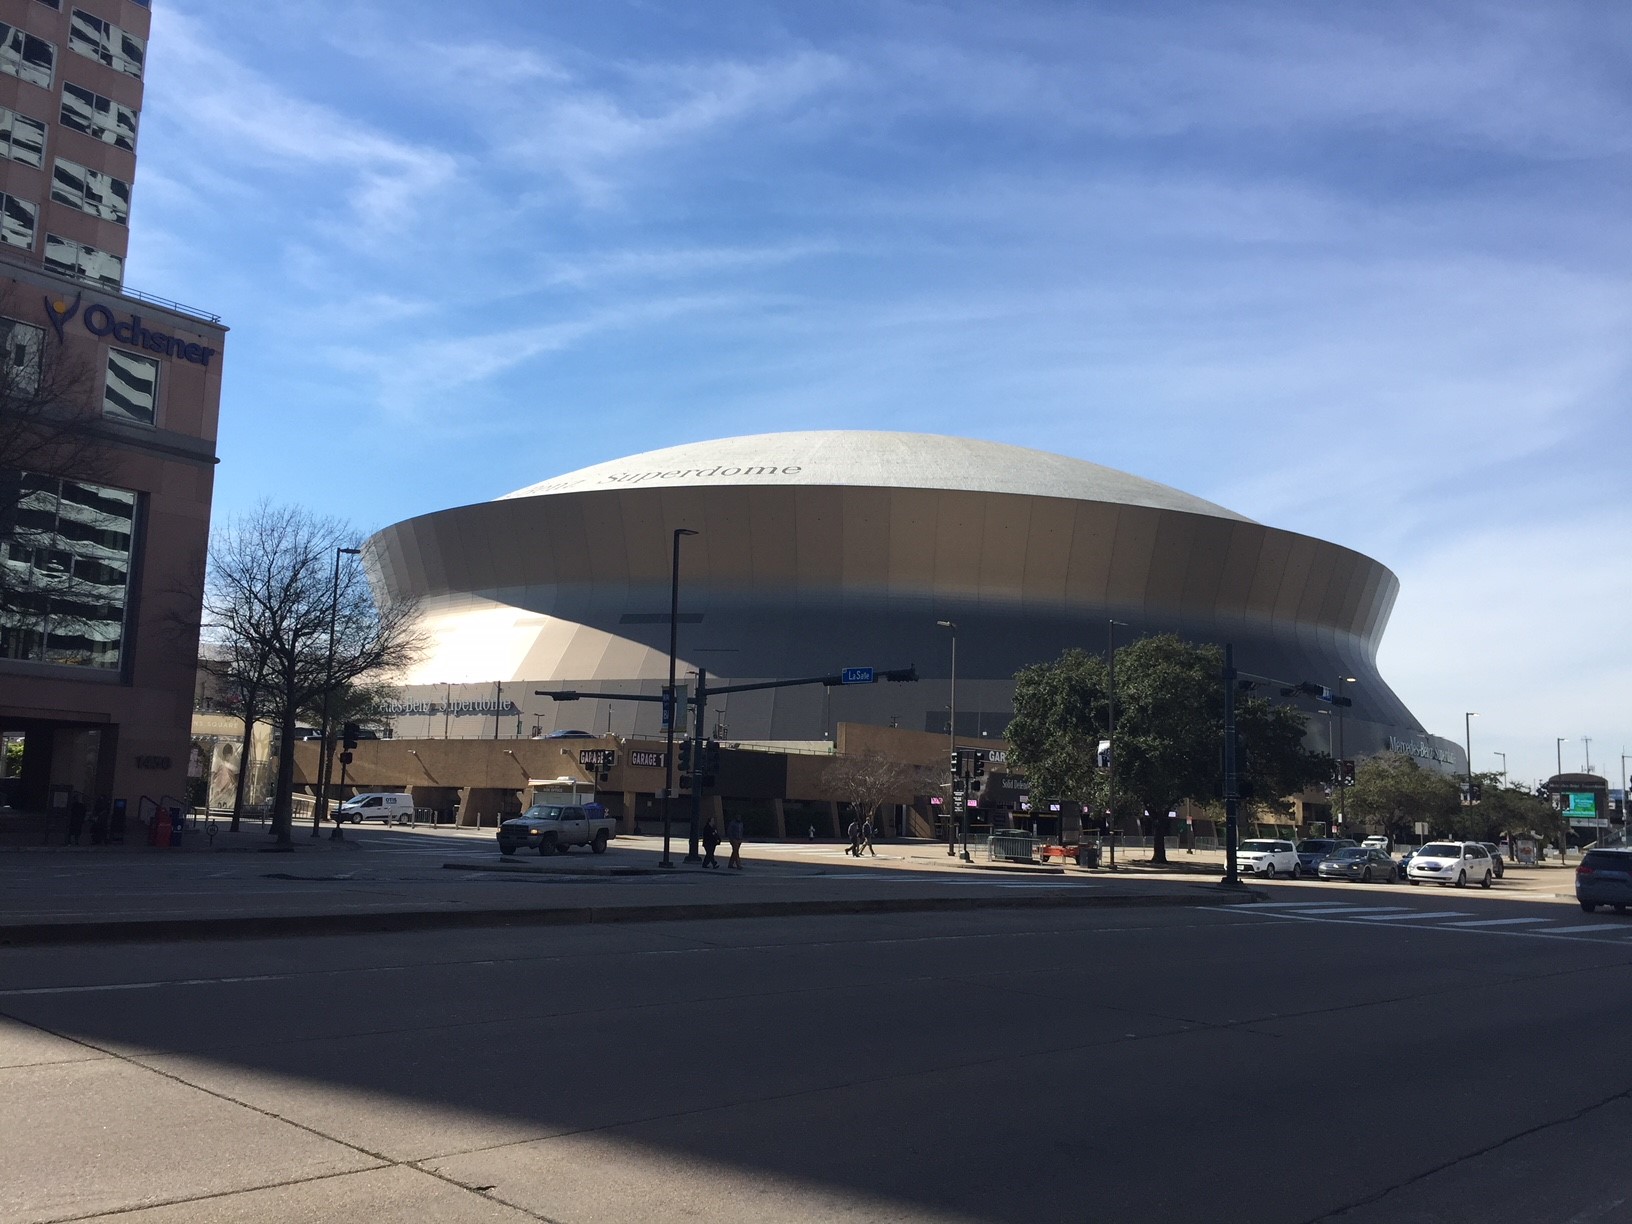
[1406,841,1494,889]
[1237,838,1300,878]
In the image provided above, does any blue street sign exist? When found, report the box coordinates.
[841,667,874,684]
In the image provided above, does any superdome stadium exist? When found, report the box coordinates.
[364,431,1459,768]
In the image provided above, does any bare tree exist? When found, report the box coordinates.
[198,503,422,846]
[822,751,937,834]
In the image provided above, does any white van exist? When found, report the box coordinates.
[337,792,415,824]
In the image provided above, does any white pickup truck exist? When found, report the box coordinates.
[497,801,616,856]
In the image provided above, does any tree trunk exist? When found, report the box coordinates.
[270,702,297,846]
[229,695,255,833]
[1149,809,1168,864]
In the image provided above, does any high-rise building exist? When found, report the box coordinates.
[0,0,227,843]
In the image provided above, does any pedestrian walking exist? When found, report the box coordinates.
[727,815,744,869]
[861,817,876,856]
[847,819,862,856]
[701,818,721,868]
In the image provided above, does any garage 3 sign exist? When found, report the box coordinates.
[44,292,218,367]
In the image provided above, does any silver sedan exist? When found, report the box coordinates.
[1315,846,1399,884]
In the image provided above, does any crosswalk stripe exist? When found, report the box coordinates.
[1254,901,1361,910]
[1446,917,1549,927]
[1538,924,1630,935]
[1351,911,1473,922]
[1288,905,1399,915]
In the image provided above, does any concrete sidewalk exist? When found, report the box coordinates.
[0,829,1262,946]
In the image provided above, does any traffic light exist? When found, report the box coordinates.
[679,740,693,771]
[950,748,964,777]
[972,750,986,778]
[342,722,360,750]
[1339,759,1356,787]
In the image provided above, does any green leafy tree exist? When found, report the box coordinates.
[1447,773,1558,845]
[1007,636,1330,865]
[1344,752,1459,842]
[1005,648,1108,818]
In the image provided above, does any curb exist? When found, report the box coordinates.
[0,883,1264,947]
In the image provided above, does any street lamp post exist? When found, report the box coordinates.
[660,528,697,869]
[312,546,361,838]
[1557,738,1567,779]
[1106,619,1127,870]
[1463,712,1478,803]
[1335,677,1356,828]
[936,621,957,857]
[1493,751,1506,781]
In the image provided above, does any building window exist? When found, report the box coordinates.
[103,349,157,424]
[44,233,122,289]
[50,157,129,224]
[0,472,137,671]
[68,10,143,79]
[60,83,136,152]
[1,318,43,394]
[0,24,54,88]
[0,193,37,250]
[35,1,62,10]
[0,106,46,168]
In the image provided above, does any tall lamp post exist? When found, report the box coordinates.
[1462,713,1478,806]
[1333,676,1357,828]
[936,620,960,859]
[1556,738,1567,779]
[1106,619,1127,870]
[660,528,696,868]
[1493,751,1506,781]
[312,546,361,837]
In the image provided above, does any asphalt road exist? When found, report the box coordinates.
[6,885,1632,1223]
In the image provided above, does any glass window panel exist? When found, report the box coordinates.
[0,26,55,88]
[68,11,141,79]
[60,82,136,151]
[44,234,124,289]
[35,1,63,10]
[0,471,135,670]
[0,318,42,394]
[103,350,157,424]
[0,106,45,168]
[50,158,129,224]
[0,193,36,250]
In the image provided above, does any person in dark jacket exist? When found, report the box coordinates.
[701,818,721,868]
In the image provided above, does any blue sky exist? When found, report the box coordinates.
[129,1,1630,789]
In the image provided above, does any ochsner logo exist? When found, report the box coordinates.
[41,291,218,367]
[43,292,80,341]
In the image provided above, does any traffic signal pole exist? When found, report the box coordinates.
[1222,645,1241,887]
[537,666,918,862]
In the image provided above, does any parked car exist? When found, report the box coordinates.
[1478,842,1506,879]
[1316,846,1399,883]
[1362,835,1392,852]
[1406,841,1494,888]
[1237,838,1300,877]
[1396,847,1419,878]
[1575,848,1632,913]
[1295,838,1357,875]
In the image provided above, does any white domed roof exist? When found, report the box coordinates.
[501,431,1252,522]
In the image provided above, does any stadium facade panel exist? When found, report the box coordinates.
[365,432,1461,771]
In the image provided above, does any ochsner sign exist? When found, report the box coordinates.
[44,292,217,367]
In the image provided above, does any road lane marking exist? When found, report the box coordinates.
[1446,917,1550,927]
